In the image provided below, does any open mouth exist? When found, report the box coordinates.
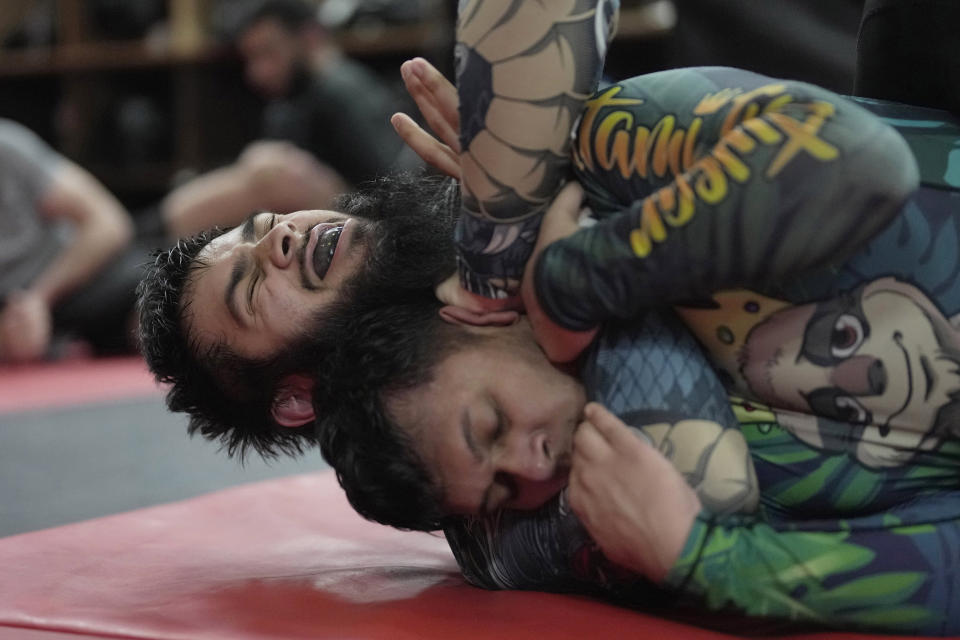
[311,224,344,280]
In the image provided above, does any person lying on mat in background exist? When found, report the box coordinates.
[0,118,134,363]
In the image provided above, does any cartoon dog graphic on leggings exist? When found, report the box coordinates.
[680,278,960,468]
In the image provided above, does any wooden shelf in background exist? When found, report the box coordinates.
[0,40,228,77]
[0,18,450,78]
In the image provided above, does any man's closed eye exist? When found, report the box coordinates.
[245,214,279,316]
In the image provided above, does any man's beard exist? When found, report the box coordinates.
[359,208,457,293]
[284,191,458,368]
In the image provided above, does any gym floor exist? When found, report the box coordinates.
[0,357,327,538]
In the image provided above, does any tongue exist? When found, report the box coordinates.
[312,226,343,280]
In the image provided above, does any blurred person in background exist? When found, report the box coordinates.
[0,118,134,362]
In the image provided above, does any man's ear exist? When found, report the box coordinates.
[271,374,315,428]
[439,305,520,327]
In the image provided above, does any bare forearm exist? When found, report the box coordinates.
[33,165,133,305]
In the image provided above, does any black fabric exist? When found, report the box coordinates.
[663,0,863,93]
[854,0,960,114]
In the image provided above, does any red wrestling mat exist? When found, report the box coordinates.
[0,471,939,640]
[0,356,162,413]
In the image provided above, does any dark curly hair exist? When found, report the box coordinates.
[136,228,322,459]
[137,172,459,461]
[314,300,489,531]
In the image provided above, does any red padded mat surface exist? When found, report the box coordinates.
[0,471,938,640]
[0,357,162,413]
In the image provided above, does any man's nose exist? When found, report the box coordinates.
[496,430,553,482]
[254,222,297,269]
[496,431,568,511]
